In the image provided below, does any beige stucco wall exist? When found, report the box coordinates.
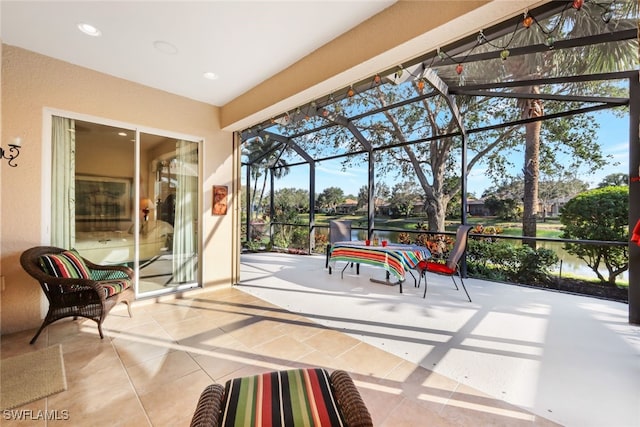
[1,45,234,334]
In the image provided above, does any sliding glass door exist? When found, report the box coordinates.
[138,133,199,293]
[50,115,201,296]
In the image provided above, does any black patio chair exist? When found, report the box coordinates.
[416,225,473,302]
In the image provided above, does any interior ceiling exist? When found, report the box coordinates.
[0,0,396,107]
[74,118,170,150]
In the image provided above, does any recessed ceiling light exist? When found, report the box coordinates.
[118,132,127,137]
[77,23,101,37]
[153,40,178,55]
[203,72,219,80]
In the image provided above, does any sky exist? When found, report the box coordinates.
[252,110,630,199]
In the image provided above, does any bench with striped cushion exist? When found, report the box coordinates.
[221,368,346,427]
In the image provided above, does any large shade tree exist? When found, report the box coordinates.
[316,186,345,212]
[292,81,606,232]
[268,3,634,233]
[243,1,637,236]
[357,183,389,210]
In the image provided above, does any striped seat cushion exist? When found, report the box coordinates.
[221,368,346,427]
[99,279,131,298]
[39,249,91,279]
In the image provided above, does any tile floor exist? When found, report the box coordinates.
[1,285,558,426]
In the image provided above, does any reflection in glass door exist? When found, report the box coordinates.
[51,116,200,297]
[138,134,199,294]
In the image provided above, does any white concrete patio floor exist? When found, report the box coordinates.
[238,252,640,427]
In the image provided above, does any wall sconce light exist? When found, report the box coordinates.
[1,138,22,167]
[140,198,155,221]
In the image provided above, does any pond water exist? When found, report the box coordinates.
[346,229,628,282]
[538,240,628,282]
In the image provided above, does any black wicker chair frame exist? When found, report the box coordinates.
[20,246,134,344]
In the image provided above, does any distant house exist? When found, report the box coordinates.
[540,196,571,217]
[466,197,569,218]
[467,199,490,216]
[359,198,388,215]
[335,198,359,214]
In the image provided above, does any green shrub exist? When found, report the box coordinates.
[244,239,263,252]
[273,234,288,249]
[517,247,558,283]
[560,186,628,285]
[467,240,558,284]
[290,227,309,249]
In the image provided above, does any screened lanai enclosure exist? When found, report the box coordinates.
[239,1,640,323]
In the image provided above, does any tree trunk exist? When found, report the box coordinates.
[257,172,268,215]
[425,197,446,232]
[378,85,456,233]
[521,88,543,248]
[522,120,540,246]
[251,172,260,220]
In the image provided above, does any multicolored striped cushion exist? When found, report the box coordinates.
[221,368,345,427]
[39,249,91,279]
[99,279,131,298]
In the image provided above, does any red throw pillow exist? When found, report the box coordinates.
[632,219,640,245]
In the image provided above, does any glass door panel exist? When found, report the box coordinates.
[72,120,136,265]
[138,134,200,295]
[52,116,201,297]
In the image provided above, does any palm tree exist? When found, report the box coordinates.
[500,1,637,244]
[242,136,290,218]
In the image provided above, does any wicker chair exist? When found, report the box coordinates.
[20,246,134,344]
[191,369,373,427]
